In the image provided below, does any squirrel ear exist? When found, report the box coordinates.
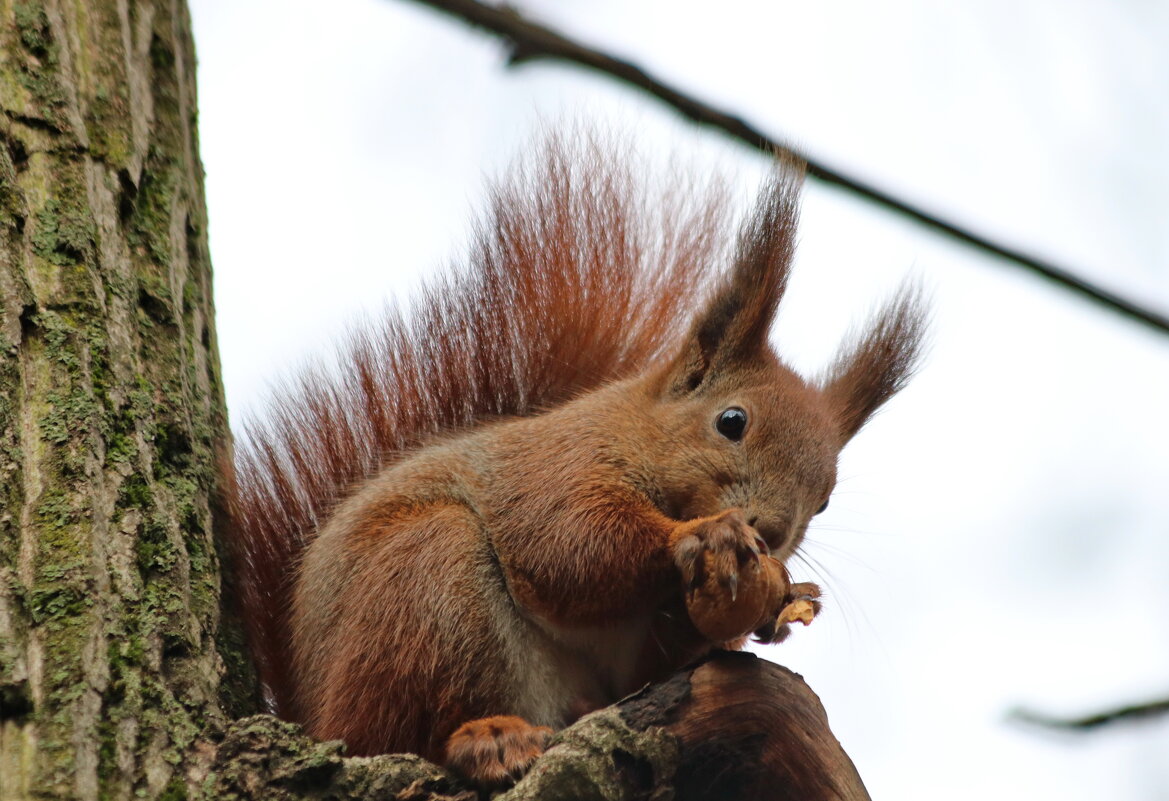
[660,164,802,396]
[821,283,928,440]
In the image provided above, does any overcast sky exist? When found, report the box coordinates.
[189,2,1169,798]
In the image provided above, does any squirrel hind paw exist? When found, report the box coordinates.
[444,715,553,791]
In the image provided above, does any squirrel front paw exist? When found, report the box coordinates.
[671,509,787,641]
[444,715,553,791]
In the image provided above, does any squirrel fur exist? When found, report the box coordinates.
[225,132,926,788]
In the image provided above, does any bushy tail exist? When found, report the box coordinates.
[223,132,742,715]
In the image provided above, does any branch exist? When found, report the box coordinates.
[400,0,1169,337]
[1012,696,1169,732]
[205,652,869,800]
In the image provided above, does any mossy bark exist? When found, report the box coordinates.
[203,653,870,801]
[0,1,251,798]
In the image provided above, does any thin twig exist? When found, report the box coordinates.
[1011,697,1169,731]
[400,0,1169,336]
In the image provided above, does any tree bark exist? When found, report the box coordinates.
[0,1,250,798]
[504,651,869,801]
[0,2,870,799]
[204,652,869,801]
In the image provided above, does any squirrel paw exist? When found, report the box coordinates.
[443,715,552,791]
[671,509,786,642]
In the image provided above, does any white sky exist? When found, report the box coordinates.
[189,1,1169,798]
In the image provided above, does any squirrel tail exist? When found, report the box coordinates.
[222,131,751,716]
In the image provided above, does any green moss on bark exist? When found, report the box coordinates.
[1,2,245,797]
[204,716,472,801]
[11,2,72,133]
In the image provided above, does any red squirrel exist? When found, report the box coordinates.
[226,133,925,789]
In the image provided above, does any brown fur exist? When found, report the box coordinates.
[443,716,552,790]
[225,132,926,784]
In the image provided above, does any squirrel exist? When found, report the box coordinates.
[224,131,926,790]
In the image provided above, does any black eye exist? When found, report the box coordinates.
[715,407,748,441]
[816,499,829,515]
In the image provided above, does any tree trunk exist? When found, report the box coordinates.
[0,2,870,799]
[0,1,250,798]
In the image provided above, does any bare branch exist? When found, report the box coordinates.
[401,0,1169,337]
[1011,697,1169,731]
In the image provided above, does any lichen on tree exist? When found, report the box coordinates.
[0,1,245,797]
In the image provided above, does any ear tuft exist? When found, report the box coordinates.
[821,282,928,439]
[661,160,804,395]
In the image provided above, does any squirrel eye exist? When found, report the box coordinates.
[715,407,748,441]
[816,499,830,515]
